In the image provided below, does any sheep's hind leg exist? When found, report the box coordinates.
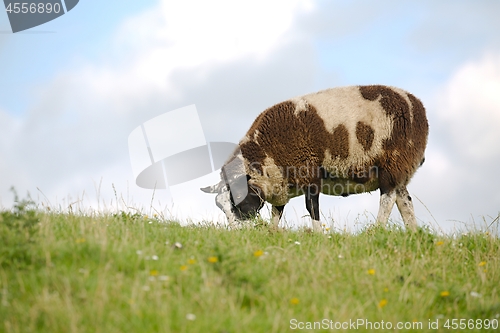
[376,190,397,227]
[396,186,417,232]
[375,169,397,228]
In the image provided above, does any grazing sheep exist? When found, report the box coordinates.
[201,85,428,231]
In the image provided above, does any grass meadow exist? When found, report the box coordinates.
[1,195,499,333]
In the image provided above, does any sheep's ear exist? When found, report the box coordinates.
[228,174,249,205]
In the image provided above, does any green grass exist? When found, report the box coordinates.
[1,199,499,332]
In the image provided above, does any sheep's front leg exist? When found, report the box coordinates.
[376,189,397,227]
[271,205,285,229]
[396,186,417,231]
[305,185,322,232]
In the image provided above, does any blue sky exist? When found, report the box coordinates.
[0,1,157,114]
[1,0,499,232]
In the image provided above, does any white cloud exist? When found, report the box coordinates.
[415,53,500,229]
[438,53,500,161]
[107,0,314,95]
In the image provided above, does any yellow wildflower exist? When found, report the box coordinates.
[208,256,218,263]
[253,250,264,257]
[378,299,388,308]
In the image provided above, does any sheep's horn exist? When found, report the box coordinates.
[200,181,224,194]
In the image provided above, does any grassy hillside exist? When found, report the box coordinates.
[1,199,499,332]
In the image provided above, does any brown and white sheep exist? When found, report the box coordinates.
[201,85,429,231]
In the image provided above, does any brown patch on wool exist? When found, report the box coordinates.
[245,111,266,142]
[239,100,350,189]
[331,124,349,159]
[359,85,428,190]
[355,121,374,151]
[407,93,428,156]
[238,140,266,174]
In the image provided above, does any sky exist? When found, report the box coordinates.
[1,0,499,233]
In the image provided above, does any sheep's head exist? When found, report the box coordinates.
[200,155,264,224]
